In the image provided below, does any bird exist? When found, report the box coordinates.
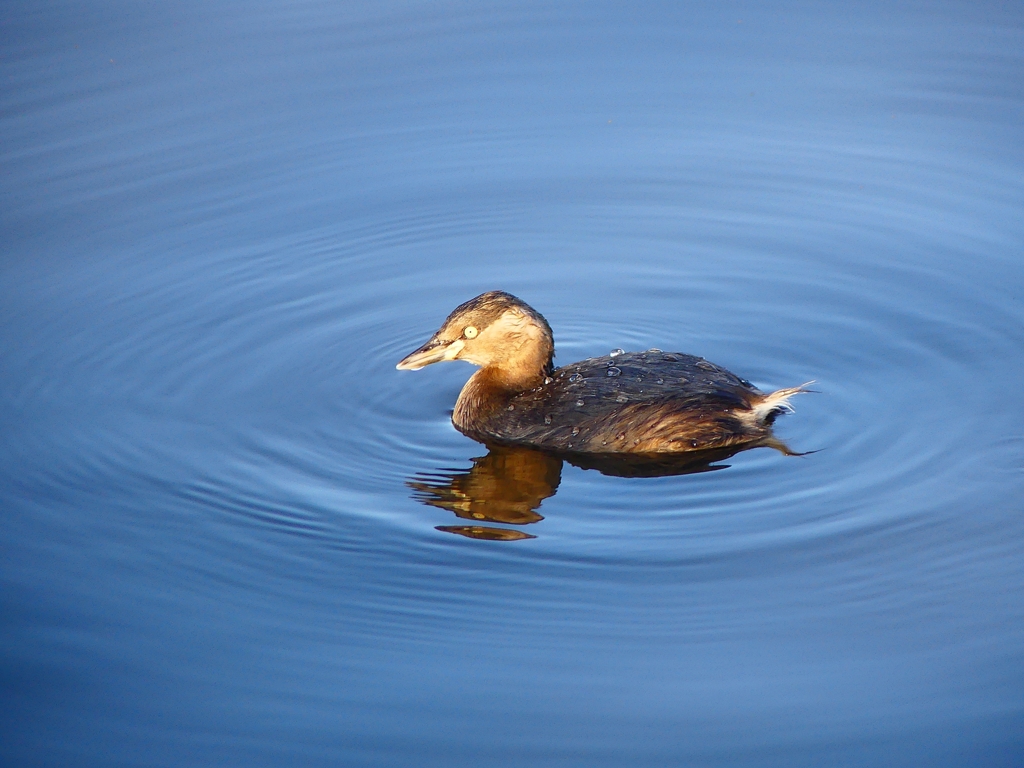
[396,291,807,453]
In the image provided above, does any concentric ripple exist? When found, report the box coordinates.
[4,142,1021,565]
[3,2,1023,764]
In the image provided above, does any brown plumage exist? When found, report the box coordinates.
[397,291,807,453]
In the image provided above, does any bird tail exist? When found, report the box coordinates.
[746,382,815,426]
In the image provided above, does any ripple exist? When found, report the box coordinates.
[5,147,1022,567]
[3,2,1024,763]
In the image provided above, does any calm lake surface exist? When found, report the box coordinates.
[3,1,1023,765]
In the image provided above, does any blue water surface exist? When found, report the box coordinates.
[2,1,1023,766]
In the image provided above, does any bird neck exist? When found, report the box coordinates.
[453,362,548,432]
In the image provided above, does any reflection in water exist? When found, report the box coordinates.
[410,441,792,539]
[409,446,562,539]
[436,525,539,541]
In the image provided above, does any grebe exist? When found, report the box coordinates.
[397,291,807,453]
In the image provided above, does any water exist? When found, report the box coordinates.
[3,1,1023,765]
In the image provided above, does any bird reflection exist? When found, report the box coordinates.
[408,439,794,540]
[408,446,562,540]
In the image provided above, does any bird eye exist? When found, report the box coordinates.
[464,326,478,339]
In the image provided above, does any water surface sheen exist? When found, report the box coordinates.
[2,1,1023,766]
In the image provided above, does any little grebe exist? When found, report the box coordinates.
[397,291,807,453]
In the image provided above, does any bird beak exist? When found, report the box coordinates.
[396,337,465,370]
